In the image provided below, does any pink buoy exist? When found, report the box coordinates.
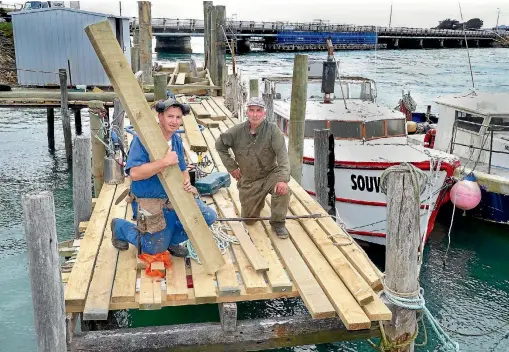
[450,179,482,211]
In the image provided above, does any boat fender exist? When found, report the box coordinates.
[424,129,436,148]
[450,173,481,210]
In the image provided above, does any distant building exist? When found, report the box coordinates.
[11,7,130,86]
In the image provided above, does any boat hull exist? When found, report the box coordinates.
[300,158,456,246]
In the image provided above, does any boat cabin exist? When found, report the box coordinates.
[433,92,509,173]
[265,76,408,143]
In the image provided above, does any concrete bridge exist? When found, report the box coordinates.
[131,18,502,53]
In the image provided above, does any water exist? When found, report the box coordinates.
[1,46,508,351]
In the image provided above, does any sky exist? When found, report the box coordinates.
[6,0,509,28]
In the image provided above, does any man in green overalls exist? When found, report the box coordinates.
[215,97,291,238]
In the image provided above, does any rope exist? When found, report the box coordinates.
[186,222,238,264]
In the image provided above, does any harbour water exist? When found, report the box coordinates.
[0,44,508,351]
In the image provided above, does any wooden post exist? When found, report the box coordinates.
[203,1,213,68]
[384,167,420,351]
[89,100,106,197]
[131,45,140,73]
[215,5,226,96]
[209,7,218,85]
[263,79,274,123]
[231,39,236,75]
[59,68,72,161]
[112,97,125,141]
[153,72,168,101]
[219,303,237,332]
[249,79,259,98]
[47,107,55,151]
[314,129,330,211]
[138,1,153,85]
[22,191,66,352]
[74,108,82,135]
[73,134,93,238]
[288,54,308,183]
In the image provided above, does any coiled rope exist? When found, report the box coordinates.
[186,222,238,264]
[368,163,460,352]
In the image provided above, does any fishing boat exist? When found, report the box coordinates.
[422,91,509,225]
[264,63,460,246]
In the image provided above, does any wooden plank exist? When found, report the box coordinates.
[78,221,89,233]
[212,189,269,272]
[139,270,161,310]
[231,244,268,294]
[166,256,188,301]
[288,179,382,290]
[168,65,179,86]
[196,117,220,128]
[202,100,226,121]
[281,216,371,330]
[288,196,373,306]
[215,248,240,296]
[177,97,208,152]
[190,102,211,118]
[111,244,137,303]
[91,198,97,211]
[260,208,336,319]
[85,21,225,275]
[83,182,129,320]
[180,133,199,164]
[65,184,116,307]
[190,259,217,303]
[210,96,234,119]
[167,84,220,90]
[151,262,166,272]
[175,72,187,85]
[202,127,292,292]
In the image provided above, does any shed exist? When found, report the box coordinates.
[11,8,131,86]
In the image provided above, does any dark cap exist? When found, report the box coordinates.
[155,98,190,115]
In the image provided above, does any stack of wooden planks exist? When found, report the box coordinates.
[63,96,391,331]
[166,62,219,95]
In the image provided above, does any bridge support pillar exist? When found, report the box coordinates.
[475,40,479,47]
[419,39,424,49]
[236,39,251,54]
[394,38,399,49]
[459,39,463,47]
[155,36,192,54]
[439,39,444,48]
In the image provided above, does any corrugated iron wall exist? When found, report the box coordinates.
[12,9,130,86]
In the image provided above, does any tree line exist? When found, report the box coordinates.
[435,18,483,30]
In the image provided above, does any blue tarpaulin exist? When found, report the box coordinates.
[276,31,377,45]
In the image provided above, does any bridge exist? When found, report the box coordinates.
[130,18,504,53]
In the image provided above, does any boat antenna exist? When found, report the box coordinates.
[458,1,476,90]
[389,1,393,28]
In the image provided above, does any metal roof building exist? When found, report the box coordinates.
[11,8,131,86]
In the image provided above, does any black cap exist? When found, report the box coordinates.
[155,98,190,115]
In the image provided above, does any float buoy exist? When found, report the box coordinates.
[424,128,436,148]
[450,174,482,211]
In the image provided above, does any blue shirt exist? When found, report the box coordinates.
[126,134,187,199]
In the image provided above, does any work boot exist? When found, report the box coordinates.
[271,223,289,239]
[168,244,189,257]
[110,219,128,251]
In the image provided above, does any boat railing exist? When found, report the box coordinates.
[450,120,509,174]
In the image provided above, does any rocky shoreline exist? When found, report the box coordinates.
[0,24,17,85]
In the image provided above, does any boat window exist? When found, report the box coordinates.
[387,119,406,136]
[304,120,328,137]
[330,121,362,139]
[456,111,483,133]
[366,120,385,139]
[490,117,509,130]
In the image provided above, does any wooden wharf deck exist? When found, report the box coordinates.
[62,96,391,341]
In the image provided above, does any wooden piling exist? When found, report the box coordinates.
[263,79,275,122]
[219,303,237,332]
[153,72,168,101]
[288,54,308,183]
[47,107,55,151]
[89,100,106,197]
[203,1,213,68]
[22,192,66,352]
[384,167,420,351]
[74,108,82,135]
[131,45,140,73]
[59,68,72,160]
[249,79,259,98]
[209,7,218,85]
[73,134,92,238]
[138,1,153,85]
[314,129,331,211]
[215,5,226,95]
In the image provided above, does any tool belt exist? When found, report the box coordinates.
[116,189,173,234]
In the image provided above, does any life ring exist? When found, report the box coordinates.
[424,128,436,149]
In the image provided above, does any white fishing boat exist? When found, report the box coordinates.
[416,91,509,225]
[264,65,460,246]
